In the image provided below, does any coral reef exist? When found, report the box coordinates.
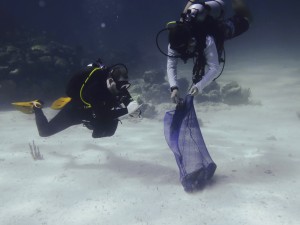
[1,32,251,116]
[196,80,251,105]
[0,31,83,105]
[127,70,252,119]
[29,140,43,160]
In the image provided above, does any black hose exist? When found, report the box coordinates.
[155,28,181,58]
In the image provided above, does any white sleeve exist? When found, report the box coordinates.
[167,44,179,88]
[195,36,220,92]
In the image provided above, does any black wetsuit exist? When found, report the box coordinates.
[34,66,131,138]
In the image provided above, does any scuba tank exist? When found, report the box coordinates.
[66,58,107,104]
[204,0,225,20]
[183,0,225,23]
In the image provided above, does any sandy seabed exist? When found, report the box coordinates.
[0,61,299,225]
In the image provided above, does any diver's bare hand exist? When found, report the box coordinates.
[171,89,181,104]
[189,85,199,96]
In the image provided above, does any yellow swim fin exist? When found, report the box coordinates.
[51,97,71,110]
[11,100,41,114]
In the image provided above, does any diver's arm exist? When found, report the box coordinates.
[119,89,133,107]
[93,101,128,120]
[111,107,129,118]
[194,36,219,92]
[167,44,179,89]
[167,45,181,104]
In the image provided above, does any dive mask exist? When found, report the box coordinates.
[116,80,131,91]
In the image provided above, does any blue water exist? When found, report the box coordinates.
[0,0,299,105]
[1,0,299,61]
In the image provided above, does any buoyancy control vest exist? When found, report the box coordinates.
[66,64,107,108]
[189,16,225,83]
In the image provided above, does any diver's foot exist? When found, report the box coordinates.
[11,99,44,114]
[31,99,44,109]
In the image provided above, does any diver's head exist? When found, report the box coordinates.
[168,23,197,55]
[184,4,208,23]
[169,23,191,52]
[107,64,131,94]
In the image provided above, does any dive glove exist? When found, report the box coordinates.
[119,100,142,119]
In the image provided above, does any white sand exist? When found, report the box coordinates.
[0,61,299,225]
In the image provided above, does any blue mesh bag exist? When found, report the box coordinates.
[164,95,217,192]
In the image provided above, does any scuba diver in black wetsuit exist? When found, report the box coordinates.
[15,59,141,138]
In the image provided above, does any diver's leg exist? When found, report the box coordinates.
[220,15,250,40]
[232,0,252,23]
[219,0,252,40]
[34,102,82,137]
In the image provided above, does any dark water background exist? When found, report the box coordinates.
[0,0,299,105]
[2,0,299,61]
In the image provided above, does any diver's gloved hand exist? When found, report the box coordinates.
[189,85,199,96]
[171,88,181,104]
[127,100,140,115]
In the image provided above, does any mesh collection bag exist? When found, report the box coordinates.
[164,95,217,192]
